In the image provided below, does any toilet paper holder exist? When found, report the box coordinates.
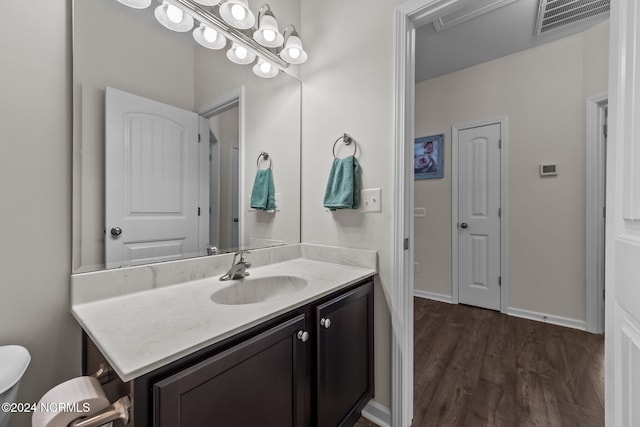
[67,364,130,426]
[68,395,130,427]
[91,363,110,385]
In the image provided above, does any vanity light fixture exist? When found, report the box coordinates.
[116,0,308,78]
[192,0,221,5]
[280,25,308,64]
[155,1,195,32]
[219,0,255,30]
[253,58,279,78]
[227,42,256,64]
[193,23,227,49]
[253,5,284,48]
[117,0,153,9]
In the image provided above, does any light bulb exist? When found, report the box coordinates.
[203,26,218,43]
[166,4,183,23]
[231,4,246,20]
[260,62,271,73]
[262,29,276,42]
[235,46,248,59]
[288,47,301,59]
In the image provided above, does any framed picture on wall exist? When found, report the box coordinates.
[414,134,444,179]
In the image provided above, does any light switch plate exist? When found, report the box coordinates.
[414,207,426,217]
[361,188,382,212]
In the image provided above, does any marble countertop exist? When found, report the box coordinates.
[72,256,376,382]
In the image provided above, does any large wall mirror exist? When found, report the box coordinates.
[72,0,302,272]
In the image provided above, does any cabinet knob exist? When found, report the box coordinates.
[297,330,309,342]
[320,318,331,329]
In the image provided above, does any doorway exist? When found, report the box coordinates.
[198,88,244,254]
[395,1,611,424]
[205,104,241,252]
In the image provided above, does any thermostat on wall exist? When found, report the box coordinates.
[540,164,558,177]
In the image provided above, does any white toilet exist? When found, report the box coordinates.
[0,345,31,427]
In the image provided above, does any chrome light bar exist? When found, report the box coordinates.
[165,0,289,68]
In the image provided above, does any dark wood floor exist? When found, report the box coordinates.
[356,298,604,427]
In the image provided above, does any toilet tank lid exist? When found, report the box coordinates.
[0,345,31,394]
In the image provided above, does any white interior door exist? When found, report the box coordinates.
[105,87,199,268]
[209,129,220,248]
[457,123,501,311]
[230,145,239,249]
[605,0,640,424]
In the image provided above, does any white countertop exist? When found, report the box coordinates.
[72,257,376,382]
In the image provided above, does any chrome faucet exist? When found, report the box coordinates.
[220,250,251,281]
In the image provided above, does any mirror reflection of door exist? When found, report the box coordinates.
[105,87,241,268]
[105,87,200,268]
[207,105,240,252]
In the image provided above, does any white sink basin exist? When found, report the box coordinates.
[211,275,308,305]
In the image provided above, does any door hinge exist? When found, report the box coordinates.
[198,133,201,143]
[209,154,212,161]
[404,238,410,250]
[498,208,501,218]
[603,288,605,300]
[603,124,608,137]
[498,139,502,149]
[603,206,606,218]
[498,276,502,287]
[198,207,201,216]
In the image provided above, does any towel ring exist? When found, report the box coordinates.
[332,133,357,159]
[257,152,272,169]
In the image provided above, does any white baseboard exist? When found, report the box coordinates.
[507,307,586,331]
[361,399,391,427]
[413,290,586,331]
[413,288,454,304]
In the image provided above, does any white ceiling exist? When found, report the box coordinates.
[415,0,609,82]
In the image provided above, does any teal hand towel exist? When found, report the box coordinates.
[323,156,361,210]
[250,168,275,211]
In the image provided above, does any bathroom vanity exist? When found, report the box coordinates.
[72,244,377,427]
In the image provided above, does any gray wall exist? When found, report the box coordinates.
[301,0,399,409]
[0,1,79,426]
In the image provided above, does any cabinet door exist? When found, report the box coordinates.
[154,315,308,427]
[316,281,374,427]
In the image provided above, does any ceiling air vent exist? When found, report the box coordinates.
[535,0,610,36]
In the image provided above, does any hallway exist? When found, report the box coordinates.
[356,298,604,426]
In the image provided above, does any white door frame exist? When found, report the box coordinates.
[586,93,608,334]
[451,118,508,313]
[199,87,245,249]
[393,1,466,425]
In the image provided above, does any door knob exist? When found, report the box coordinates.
[460,223,468,229]
[297,330,309,342]
[233,218,239,223]
[320,318,331,329]
[110,227,123,237]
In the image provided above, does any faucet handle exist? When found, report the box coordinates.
[230,250,250,265]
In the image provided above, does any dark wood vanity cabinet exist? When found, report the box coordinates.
[83,278,374,427]
[315,283,374,427]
